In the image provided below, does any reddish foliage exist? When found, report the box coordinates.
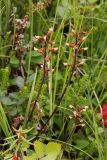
[102,103,107,125]
[12,154,20,160]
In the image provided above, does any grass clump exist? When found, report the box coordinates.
[0,0,107,159]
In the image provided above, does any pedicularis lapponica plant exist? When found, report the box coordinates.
[0,1,107,160]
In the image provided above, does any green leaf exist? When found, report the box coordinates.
[88,0,97,3]
[43,142,61,160]
[4,154,13,160]
[75,139,89,149]
[99,66,107,87]
[28,73,35,83]
[24,153,37,160]
[34,140,46,158]
[1,97,16,105]
[57,0,72,19]
[33,141,61,160]
[26,51,43,65]
[15,76,24,89]
[21,140,30,151]
[10,55,20,68]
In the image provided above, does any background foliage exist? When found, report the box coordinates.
[0,0,107,160]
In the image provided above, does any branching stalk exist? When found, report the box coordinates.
[35,36,78,137]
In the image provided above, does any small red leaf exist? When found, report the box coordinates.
[12,154,19,160]
[102,103,107,125]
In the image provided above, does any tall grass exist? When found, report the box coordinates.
[0,0,107,159]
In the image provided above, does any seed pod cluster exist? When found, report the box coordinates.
[66,26,88,54]
[69,105,88,127]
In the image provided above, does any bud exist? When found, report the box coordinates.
[69,105,74,109]
[80,119,83,123]
[85,106,89,109]
[49,47,58,53]
[77,59,86,66]
[80,37,87,42]
[49,40,55,46]
[71,29,77,37]
[71,29,76,34]
[66,42,75,48]
[44,36,47,41]
[77,123,85,127]
[49,27,54,32]
[63,63,72,66]
[73,111,77,116]
[69,116,73,119]
[35,35,44,41]
[82,108,87,112]
[79,47,88,53]
[79,31,87,35]
[81,123,85,127]
[34,47,45,54]
[47,27,54,37]
[84,47,88,51]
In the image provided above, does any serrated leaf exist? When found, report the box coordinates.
[21,140,30,151]
[42,142,61,160]
[24,153,37,160]
[34,140,46,158]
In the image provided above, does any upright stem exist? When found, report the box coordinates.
[28,38,48,121]
[0,0,2,55]
[35,36,78,137]
[27,0,33,79]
